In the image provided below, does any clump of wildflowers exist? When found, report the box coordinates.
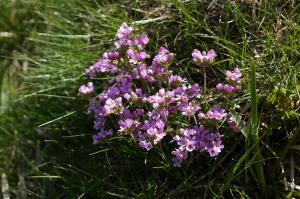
[79,23,243,167]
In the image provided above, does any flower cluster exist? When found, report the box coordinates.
[79,23,243,167]
[192,49,217,65]
[172,126,224,166]
[216,68,242,94]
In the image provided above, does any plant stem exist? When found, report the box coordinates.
[203,66,206,99]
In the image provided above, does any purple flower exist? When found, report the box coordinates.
[153,131,167,144]
[168,75,186,85]
[156,119,165,129]
[93,115,105,130]
[173,126,224,158]
[92,129,113,145]
[127,49,149,63]
[147,121,167,144]
[124,89,145,102]
[202,131,224,157]
[216,83,236,94]
[179,83,201,99]
[114,39,134,49]
[223,84,235,93]
[180,102,201,116]
[192,49,216,65]
[198,112,206,119]
[152,47,175,67]
[235,85,241,91]
[216,83,224,91]
[102,51,120,60]
[186,140,197,152]
[133,88,146,102]
[85,59,118,77]
[103,97,123,115]
[179,128,196,137]
[226,68,242,82]
[139,140,153,151]
[175,129,194,149]
[136,63,155,82]
[133,109,145,118]
[135,34,149,46]
[79,82,94,96]
[113,23,135,49]
[118,118,138,133]
[116,22,134,40]
[216,68,242,95]
[171,147,188,167]
[142,110,167,145]
[207,141,224,157]
[146,127,158,136]
[117,76,133,94]
[148,89,173,109]
[207,106,227,121]
[104,86,120,99]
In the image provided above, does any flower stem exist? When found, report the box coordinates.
[203,66,206,99]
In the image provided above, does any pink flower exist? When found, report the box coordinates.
[180,103,201,116]
[168,75,187,85]
[226,68,242,82]
[92,129,113,145]
[192,49,217,65]
[171,147,188,167]
[139,140,153,151]
[153,47,175,67]
[135,34,149,46]
[103,97,123,115]
[116,22,133,40]
[216,83,236,94]
[79,82,94,96]
[207,106,227,121]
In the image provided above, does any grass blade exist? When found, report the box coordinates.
[250,59,266,192]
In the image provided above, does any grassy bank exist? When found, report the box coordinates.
[1,0,300,198]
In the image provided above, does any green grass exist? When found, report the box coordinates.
[1,0,300,198]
